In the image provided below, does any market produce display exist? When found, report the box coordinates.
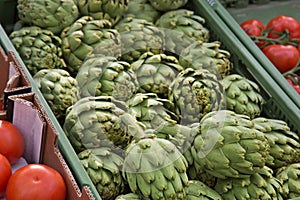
[5,0,300,199]
[240,15,300,95]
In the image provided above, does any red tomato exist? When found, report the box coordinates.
[6,164,67,200]
[262,44,299,73]
[240,19,265,37]
[0,120,24,164]
[266,15,300,41]
[286,76,300,94]
[0,153,12,197]
[240,19,266,48]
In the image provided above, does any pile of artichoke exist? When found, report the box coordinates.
[9,0,300,199]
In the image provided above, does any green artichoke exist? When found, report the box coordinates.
[130,52,184,98]
[185,180,223,200]
[179,41,233,78]
[63,96,134,152]
[155,9,210,55]
[76,55,138,101]
[221,74,264,119]
[126,92,179,130]
[78,146,125,200]
[17,0,79,35]
[123,133,189,200]
[276,163,300,199]
[253,117,300,169]
[215,166,284,200]
[9,26,64,75]
[61,16,121,76]
[115,193,141,200]
[114,17,164,63]
[149,0,188,11]
[169,68,225,125]
[191,110,270,179]
[124,0,161,23]
[33,68,79,122]
[76,0,129,26]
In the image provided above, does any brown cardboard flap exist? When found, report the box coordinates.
[0,45,8,98]
[7,92,46,164]
[7,51,31,85]
[1,49,32,110]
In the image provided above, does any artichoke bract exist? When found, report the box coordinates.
[124,0,161,23]
[17,0,79,35]
[61,16,121,76]
[191,110,270,179]
[76,55,138,101]
[169,68,225,125]
[253,117,300,169]
[221,74,264,119]
[276,163,300,199]
[126,93,179,130]
[130,52,184,98]
[33,69,79,123]
[185,180,223,200]
[149,0,188,11]
[115,193,141,200]
[179,41,233,78]
[114,17,164,63]
[63,96,134,152]
[215,166,284,200]
[123,134,189,200]
[78,147,125,200]
[9,26,64,75]
[76,0,129,26]
[155,9,210,55]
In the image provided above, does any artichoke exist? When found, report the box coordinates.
[63,96,134,152]
[276,163,300,199]
[17,0,79,35]
[61,16,121,76]
[78,146,125,200]
[185,180,223,200]
[179,41,233,78]
[76,55,138,101]
[115,193,141,200]
[169,68,225,125]
[9,26,64,75]
[191,110,270,179]
[130,52,184,98]
[149,0,188,11]
[253,117,300,169]
[215,166,284,200]
[124,0,161,23]
[114,17,164,63]
[126,93,179,130]
[76,0,129,26]
[155,9,210,55]
[221,74,264,119]
[33,68,79,122]
[123,133,189,200]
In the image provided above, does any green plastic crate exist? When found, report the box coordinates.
[1,0,300,199]
[211,0,300,112]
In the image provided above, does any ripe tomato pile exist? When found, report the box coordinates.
[0,120,67,200]
[240,15,300,95]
